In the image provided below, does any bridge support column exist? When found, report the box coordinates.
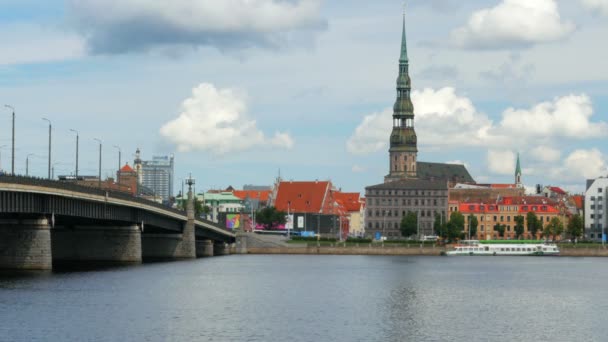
[213,242,230,256]
[0,217,52,270]
[52,225,141,266]
[196,239,214,257]
[235,233,248,254]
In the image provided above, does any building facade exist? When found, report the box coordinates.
[456,196,563,240]
[365,180,448,238]
[585,177,608,240]
[140,154,174,203]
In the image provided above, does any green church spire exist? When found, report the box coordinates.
[515,153,522,176]
[400,10,408,64]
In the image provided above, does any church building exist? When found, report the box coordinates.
[365,10,475,239]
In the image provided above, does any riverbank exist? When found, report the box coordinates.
[245,245,608,257]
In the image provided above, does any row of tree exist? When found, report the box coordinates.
[400,210,584,241]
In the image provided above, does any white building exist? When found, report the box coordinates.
[585,177,608,241]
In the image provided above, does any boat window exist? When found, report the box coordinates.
[517,248,521,252]
[485,247,489,251]
[500,248,504,251]
[543,248,547,251]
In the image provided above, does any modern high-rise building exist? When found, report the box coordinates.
[137,153,174,203]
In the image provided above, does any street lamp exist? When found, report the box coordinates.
[51,162,65,180]
[42,118,52,179]
[94,138,102,188]
[26,153,35,176]
[113,145,121,185]
[69,129,79,178]
[0,145,6,172]
[4,104,15,175]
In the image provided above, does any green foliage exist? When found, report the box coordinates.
[400,211,418,238]
[494,223,506,238]
[450,212,465,230]
[526,212,540,238]
[346,237,373,243]
[514,215,525,239]
[433,213,444,236]
[255,206,287,230]
[566,214,584,241]
[468,214,478,238]
[544,217,564,241]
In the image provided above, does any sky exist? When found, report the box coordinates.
[0,0,607,195]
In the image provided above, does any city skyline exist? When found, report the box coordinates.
[1,0,607,194]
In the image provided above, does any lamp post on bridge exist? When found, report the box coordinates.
[4,104,15,175]
[94,138,102,188]
[0,145,6,173]
[26,153,35,176]
[42,118,51,179]
[69,129,79,178]
[113,145,121,185]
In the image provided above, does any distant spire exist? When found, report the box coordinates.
[400,3,409,64]
[515,153,522,186]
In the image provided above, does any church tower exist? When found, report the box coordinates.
[385,9,417,183]
[515,153,522,187]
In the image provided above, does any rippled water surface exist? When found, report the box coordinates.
[1,255,607,342]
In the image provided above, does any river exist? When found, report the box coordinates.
[1,255,606,342]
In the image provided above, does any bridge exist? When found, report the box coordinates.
[0,176,237,270]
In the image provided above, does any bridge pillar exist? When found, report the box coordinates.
[141,190,196,260]
[196,239,214,257]
[51,225,142,266]
[0,217,52,270]
[235,232,248,254]
[213,242,230,256]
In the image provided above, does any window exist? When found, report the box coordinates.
[493,216,497,222]
[469,205,475,211]
[522,206,528,211]
[507,216,511,222]
[480,205,485,211]
[500,216,504,222]
[600,188,604,193]
[591,214,595,219]
[481,225,484,232]
[591,205,596,210]
[532,206,538,211]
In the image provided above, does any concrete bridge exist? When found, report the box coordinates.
[0,176,236,270]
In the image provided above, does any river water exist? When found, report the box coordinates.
[1,255,606,342]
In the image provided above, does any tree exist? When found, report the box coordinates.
[446,212,465,241]
[468,214,478,239]
[400,212,418,238]
[255,206,287,230]
[544,217,564,241]
[494,223,505,238]
[433,213,443,236]
[566,214,583,242]
[514,215,525,239]
[526,212,540,239]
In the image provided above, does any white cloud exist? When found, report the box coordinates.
[0,23,85,65]
[581,0,608,16]
[451,0,574,49]
[160,83,294,154]
[497,94,608,139]
[346,108,391,155]
[487,150,516,175]
[68,0,326,54]
[561,149,607,180]
[347,87,493,154]
[529,146,561,163]
[348,88,607,158]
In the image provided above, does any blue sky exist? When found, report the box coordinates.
[1,0,607,195]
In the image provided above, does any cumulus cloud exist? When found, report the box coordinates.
[346,87,493,154]
[497,94,608,139]
[529,146,561,163]
[68,0,327,54]
[451,0,574,49]
[160,83,294,154]
[581,0,608,16]
[550,149,607,181]
[487,150,516,175]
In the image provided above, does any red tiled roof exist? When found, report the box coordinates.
[120,163,134,172]
[274,181,331,213]
[549,186,567,195]
[233,190,270,202]
[334,192,361,212]
[572,195,584,209]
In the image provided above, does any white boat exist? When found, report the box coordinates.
[445,240,559,256]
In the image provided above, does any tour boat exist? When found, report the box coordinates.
[445,240,560,256]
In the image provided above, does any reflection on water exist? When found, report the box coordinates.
[1,256,607,342]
